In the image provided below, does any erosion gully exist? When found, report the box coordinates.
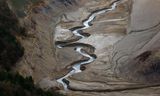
[55,0,121,91]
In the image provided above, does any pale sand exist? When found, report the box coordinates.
[130,0,160,31]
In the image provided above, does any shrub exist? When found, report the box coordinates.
[0,71,64,96]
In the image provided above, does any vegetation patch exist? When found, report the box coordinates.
[0,0,25,70]
[0,1,64,96]
[0,70,64,96]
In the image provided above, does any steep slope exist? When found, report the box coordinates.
[54,0,130,91]
[4,0,160,96]
[114,0,160,84]
[0,0,24,70]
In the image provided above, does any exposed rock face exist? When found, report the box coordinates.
[9,0,82,84]
[55,0,160,95]
[54,0,131,92]
[114,0,160,83]
[10,0,108,88]
[6,0,160,96]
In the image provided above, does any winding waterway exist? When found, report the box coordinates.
[55,0,121,90]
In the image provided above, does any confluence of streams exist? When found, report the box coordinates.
[55,0,121,90]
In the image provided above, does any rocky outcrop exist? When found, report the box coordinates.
[55,0,160,96]
[114,0,160,84]
[54,0,130,91]
[9,0,101,88]
[5,0,160,96]
[8,0,81,84]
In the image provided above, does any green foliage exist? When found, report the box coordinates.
[0,71,64,96]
